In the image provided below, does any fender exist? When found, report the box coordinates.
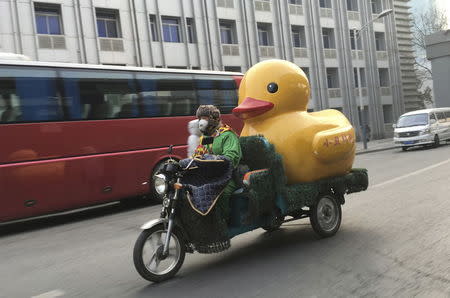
[140,218,168,230]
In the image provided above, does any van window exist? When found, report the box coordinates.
[430,113,436,121]
[444,111,450,121]
[397,113,428,128]
[437,112,446,123]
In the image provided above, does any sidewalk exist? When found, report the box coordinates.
[356,137,396,155]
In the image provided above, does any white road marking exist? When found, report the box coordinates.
[371,157,450,189]
[31,289,65,298]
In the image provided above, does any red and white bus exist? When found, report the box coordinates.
[0,60,243,222]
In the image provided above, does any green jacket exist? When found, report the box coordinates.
[206,130,242,218]
[210,131,242,168]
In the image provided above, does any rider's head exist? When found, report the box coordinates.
[196,105,221,136]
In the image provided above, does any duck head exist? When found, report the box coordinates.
[232,60,310,121]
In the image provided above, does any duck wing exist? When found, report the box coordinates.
[312,125,356,163]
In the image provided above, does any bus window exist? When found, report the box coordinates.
[60,69,137,120]
[0,67,62,123]
[136,73,197,117]
[194,75,238,114]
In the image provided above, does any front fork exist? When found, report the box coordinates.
[162,178,181,257]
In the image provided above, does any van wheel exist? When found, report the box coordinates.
[433,135,440,148]
[402,146,408,151]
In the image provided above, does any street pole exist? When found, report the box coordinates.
[352,9,393,150]
[353,28,367,149]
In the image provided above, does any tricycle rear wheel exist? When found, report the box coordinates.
[310,194,341,238]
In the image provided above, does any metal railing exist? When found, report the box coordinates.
[328,88,341,98]
[289,4,303,15]
[294,48,308,58]
[38,35,66,49]
[99,38,124,52]
[222,44,240,56]
[320,8,333,18]
[324,49,337,59]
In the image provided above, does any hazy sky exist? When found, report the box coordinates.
[410,0,450,29]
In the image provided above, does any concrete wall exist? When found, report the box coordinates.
[426,30,450,108]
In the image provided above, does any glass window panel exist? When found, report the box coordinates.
[0,67,63,123]
[164,19,178,25]
[36,15,48,34]
[97,20,107,37]
[194,75,238,114]
[149,15,159,41]
[136,73,196,117]
[97,13,116,20]
[48,15,61,35]
[60,70,136,120]
[106,20,118,37]
[163,25,171,42]
[170,25,180,42]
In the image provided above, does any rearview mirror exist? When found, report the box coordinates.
[430,119,437,124]
[392,123,396,129]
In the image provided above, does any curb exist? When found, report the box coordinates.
[356,146,397,155]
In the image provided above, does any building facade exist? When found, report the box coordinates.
[426,30,450,108]
[0,0,421,138]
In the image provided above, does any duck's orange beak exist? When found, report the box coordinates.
[232,97,274,120]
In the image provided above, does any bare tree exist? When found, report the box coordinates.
[411,2,448,105]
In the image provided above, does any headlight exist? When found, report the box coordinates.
[154,174,167,195]
[420,128,431,135]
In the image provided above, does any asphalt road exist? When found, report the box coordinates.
[1,144,450,298]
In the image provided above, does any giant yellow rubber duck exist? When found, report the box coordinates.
[232,60,356,183]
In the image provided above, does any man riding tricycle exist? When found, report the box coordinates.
[133,60,369,283]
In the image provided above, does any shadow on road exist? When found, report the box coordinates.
[133,224,379,298]
[393,141,449,154]
[0,196,159,237]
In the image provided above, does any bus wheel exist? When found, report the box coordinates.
[150,161,167,203]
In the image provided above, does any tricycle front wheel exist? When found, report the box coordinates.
[310,194,341,238]
[133,223,186,283]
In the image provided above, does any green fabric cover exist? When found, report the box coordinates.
[176,135,369,253]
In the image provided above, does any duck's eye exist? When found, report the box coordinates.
[267,82,278,93]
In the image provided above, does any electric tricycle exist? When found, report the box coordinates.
[133,136,368,282]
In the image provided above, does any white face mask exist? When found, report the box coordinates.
[198,119,209,134]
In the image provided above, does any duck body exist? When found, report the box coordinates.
[241,110,355,183]
[233,59,356,184]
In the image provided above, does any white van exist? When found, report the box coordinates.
[393,108,450,151]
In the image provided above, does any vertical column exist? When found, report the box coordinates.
[237,0,251,70]
[272,0,285,60]
[90,0,101,64]
[384,0,405,120]
[143,0,154,66]
[278,0,294,61]
[190,0,202,69]
[179,0,192,68]
[306,0,328,110]
[128,0,141,66]
[334,0,361,128]
[154,0,166,67]
[360,0,384,138]
[209,0,224,70]
[245,0,260,64]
